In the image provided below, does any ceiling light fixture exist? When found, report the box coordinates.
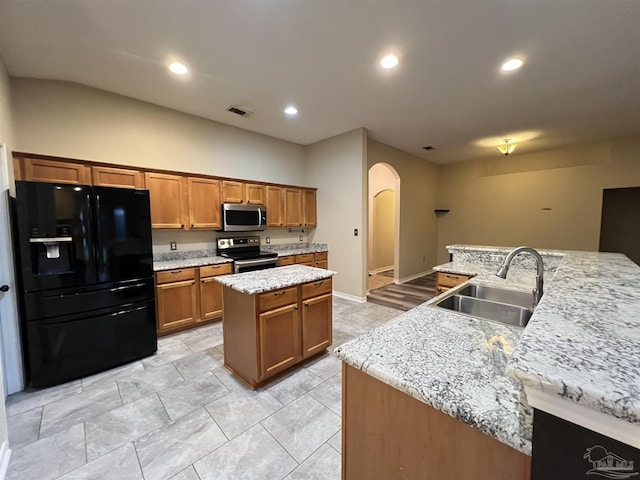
[497,138,517,156]
[501,58,523,72]
[380,54,399,69]
[168,62,188,75]
[284,106,298,116]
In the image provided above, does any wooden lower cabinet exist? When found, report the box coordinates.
[155,263,232,336]
[279,251,329,269]
[222,277,333,387]
[342,364,531,480]
[156,271,198,333]
[435,271,473,295]
[278,255,295,266]
[259,304,301,378]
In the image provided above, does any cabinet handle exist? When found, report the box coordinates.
[314,281,324,286]
[294,306,299,310]
[274,291,286,296]
[181,224,184,228]
[304,302,309,307]
[191,224,194,228]
[171,270,183,274]
[445,275,458,279]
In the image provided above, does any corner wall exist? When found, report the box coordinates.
[367,140,439,281]
[436,135,640,263]
[307,129,367,299]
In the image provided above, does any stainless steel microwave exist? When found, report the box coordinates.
[221,203,268,231]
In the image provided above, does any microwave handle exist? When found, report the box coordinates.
[258,207,263,225]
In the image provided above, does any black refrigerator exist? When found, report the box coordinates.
[12,180,157,388]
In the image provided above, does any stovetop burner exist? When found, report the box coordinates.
[217,236,277,260]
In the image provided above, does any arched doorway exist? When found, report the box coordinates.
[368,163,400,291]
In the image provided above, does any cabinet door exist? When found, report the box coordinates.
[266,186,284,227]
[284,188,303,226]
[22,157,91,185]
[303,189,317,227]
[259,304,301,380]
[245,183,266,205]
[92,166,144,189]
[222,180,245,203]
[188,177,221,229]
[156,279,198,334]
[199,263,232,321]
[314,260,328,269]
[145,172,185,229]
[301,293,332,359]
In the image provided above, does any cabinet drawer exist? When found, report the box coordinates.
[278,256,295,266]
[295,253,314,264]
[156,268,196,284]
[200,263,233,278]
[436,272,471,288]
[314,251,328,261]
[258,287,298,313]
[301,278,332,299]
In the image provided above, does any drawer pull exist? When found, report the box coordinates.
[314,281,324,286]
[445,275,458,279]
[294,305,299,310]
[171,270,183,274]
[304,302,309,307]
[274,291,286,296]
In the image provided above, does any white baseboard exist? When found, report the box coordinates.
[332,291,367,303]
[0,441,11,480]
[397,269,434,284]
[368,265,394,275]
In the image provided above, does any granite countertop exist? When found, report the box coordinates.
[267,243,329,256]
[336,247,640,455]
[153,256,232,272]
[215,264,336,295]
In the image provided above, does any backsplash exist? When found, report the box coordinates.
[152,242,329,262]
[447,245,565,273]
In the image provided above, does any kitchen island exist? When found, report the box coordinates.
[335,246,640,479]
[216,265,336,388]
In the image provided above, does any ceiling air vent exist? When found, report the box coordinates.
[226,106,254,118]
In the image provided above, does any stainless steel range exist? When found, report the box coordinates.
[217,236,279,273]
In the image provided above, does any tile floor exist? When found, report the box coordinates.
[5,297,400,480]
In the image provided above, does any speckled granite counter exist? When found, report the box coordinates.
[336,245,640,455]
[267,242,328,256]
[215,264,336,295]
[153,256,232,272]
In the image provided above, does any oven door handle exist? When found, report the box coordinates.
[233,256,278,273]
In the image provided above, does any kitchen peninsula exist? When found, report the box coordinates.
[216,265,336,388]
[335,245,640,479]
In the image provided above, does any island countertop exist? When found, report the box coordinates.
[215,264,336,295]
[335,247,640,455]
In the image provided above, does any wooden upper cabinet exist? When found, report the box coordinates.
[20,157,91,185]
[144,172,185,229]
[187,177,221,229]
[92,166,144,189]
[245,183,266,205]
[303,189,317,227]
[284,188,303,227]
[222,180,244,204]
[266,185,284,227]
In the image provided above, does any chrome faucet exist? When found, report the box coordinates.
[495,246,544,308]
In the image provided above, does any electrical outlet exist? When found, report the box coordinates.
[170,241,177,251]
[299,235,303,242]
[266,236,271,244]
[354,229,358,236]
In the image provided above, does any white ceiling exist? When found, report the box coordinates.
[1,1,639,164]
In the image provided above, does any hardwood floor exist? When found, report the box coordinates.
[367,272,437,311]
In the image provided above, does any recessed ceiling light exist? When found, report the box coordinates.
[501,58,524,72]
[380,54,399,69]
[284,106,298,116]
[168,62,188,75]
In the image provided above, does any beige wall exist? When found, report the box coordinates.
[11,79,307,185]
[436,135,640,264]
[307,128,367,299]
[367,140,439,281]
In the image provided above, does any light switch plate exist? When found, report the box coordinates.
[170,241,177,251]
[266,237,271,244]
[299,235,303,242]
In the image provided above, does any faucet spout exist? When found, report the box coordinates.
[495,246,544,308]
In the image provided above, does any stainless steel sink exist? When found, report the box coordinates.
[435,294,533,327]
[456,284,535,310]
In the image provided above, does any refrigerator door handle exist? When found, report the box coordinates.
[29,237,73,243]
